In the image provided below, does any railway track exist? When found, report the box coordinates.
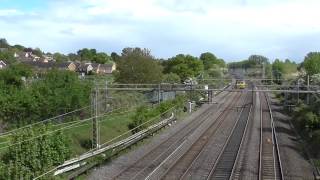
[259,92,284,180]
[111,90,236,179]
[207,91,253,180]
[153,92,244,180]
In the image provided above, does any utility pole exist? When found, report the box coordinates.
[297,79,300,104]
[158,84,161,104]
[105,80,108,112]
[262,62,265,81]
[307,75,310,105]
[92,87,100,149]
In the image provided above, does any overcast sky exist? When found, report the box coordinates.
[0,0,320,62]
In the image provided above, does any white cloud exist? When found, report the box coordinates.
[0,0,320,61]
[0,9,23,16]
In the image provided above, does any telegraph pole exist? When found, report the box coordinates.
[307,75,310,105]
[262,62,265,81]
[158,84,161,104]
[105,80,108,111]
[92,87,100,149]
[297,79,300,104]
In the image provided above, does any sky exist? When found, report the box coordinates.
[0,0,320,62]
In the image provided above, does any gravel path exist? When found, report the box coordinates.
[270,94,314,180]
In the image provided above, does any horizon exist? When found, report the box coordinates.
[1,0,320,62]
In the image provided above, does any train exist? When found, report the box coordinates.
[235,80,246,89]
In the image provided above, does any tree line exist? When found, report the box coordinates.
[114,47,226,84]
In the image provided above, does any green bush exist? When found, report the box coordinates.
[128,95,186,134]
[0,124,71,179]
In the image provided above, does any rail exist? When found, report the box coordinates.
[206,92,252,179]
[265,93,285,180]
[258,92,284,180]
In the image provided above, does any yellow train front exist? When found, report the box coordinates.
[235,80,246,89]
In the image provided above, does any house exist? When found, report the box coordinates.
[0,60,7,69]
[91,62,116,74]
[22,61,55,71]
[77,63,94,75]
[22,61,76,72]
[14,52,33,61]
[42,55,54,63]
[96,63,116,74]
[31,55,40,62]
[56,62,77,71]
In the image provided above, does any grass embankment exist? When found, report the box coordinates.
[65,110,135,156]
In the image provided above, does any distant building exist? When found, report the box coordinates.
[0,60,7,69]
[22,61,55,71]
[77,63,94,75]
[14,52,33,61]
[92,62,116,74]
[42,55,54,63]
[56,62,77,71]
[22,61,77,72]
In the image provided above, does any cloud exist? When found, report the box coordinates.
[0,0,319,61]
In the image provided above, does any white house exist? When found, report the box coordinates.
[0,60,7,69]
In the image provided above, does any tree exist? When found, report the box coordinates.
[216,58,226,68]
[115,48,163,83]
[0,38,9,48]
[248,55,269,66]
[122,47,151,57]
[12,44,25,51]
[0,64,33,88]
[0,68,91,127]
[68,53,80,61]
[164,54,204,81]
[303,52,320,75]
[200,52,217,70]
[93,52,112,64]
[111,52,121,63]
[53,52,68,62]
[0,51,16,64]
[77,48,97,61]
[0,125,71,179]
[32,48,43,57]
[162,73,181,83]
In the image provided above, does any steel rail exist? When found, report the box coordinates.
[111,90,233,179]
[265,92,285,180]
[229,104,253,180]
[157,92,243,179]
[177,93,247,180]
[205,92,252,180]
[258,91,284,180]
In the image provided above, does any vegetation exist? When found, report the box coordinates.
[272,59,298,80]
[0,65,92,128]
[128,95,186,133]
[163,54,204,81]
[303,52,320,75]
[200,52,225,70]
[228,55,269,69]
[77,48,113,64]
[0,124,70,179]
[114,48,163,83]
